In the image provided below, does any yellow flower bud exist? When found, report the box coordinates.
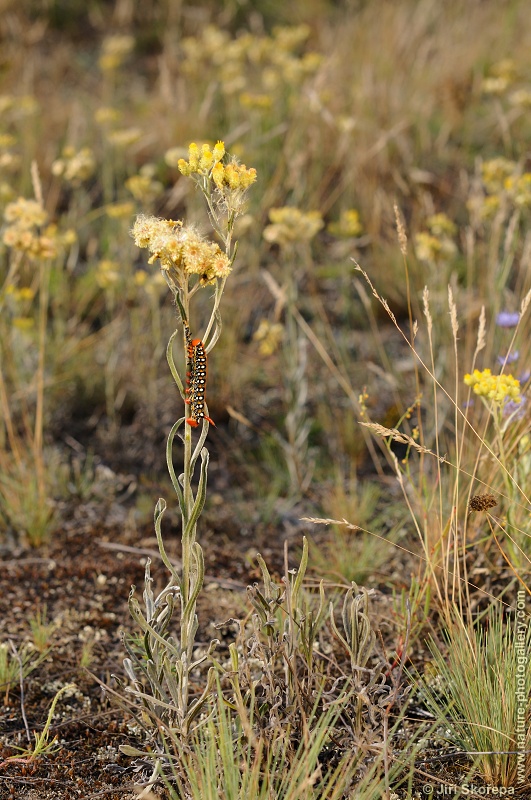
[199,148,214,172]
[239,166,257,188]
[212,162,225,189]
[188,143,200,170]
[213,140,225,162]
[224,164,240,190]
[177,159,192,176]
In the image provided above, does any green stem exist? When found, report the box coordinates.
[35,259,51,507]
[181,286,193,612]
[182,419,193,609]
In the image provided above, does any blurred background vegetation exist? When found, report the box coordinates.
[0,0,530,566]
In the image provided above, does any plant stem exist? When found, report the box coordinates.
[180,287,193,606]
[34,259,50,509]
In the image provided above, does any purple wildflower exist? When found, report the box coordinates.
[496,311,520,328]
[503,396,527,420]
[519,369,530,384]
[497,351,519,365]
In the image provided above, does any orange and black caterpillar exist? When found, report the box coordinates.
[184,322,215,428]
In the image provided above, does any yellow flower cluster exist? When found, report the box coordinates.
[425,213,456,237]
[253,319,284,356]
[263,207,323,246]
[464,368,521,405]
[105,127,142,149]
[4,284,36,329]
[125,165,163,202]
[98,35,135,72]
[176,141,257,225]
[211,160,257,192]
[134,269,166,298]
[481,157,517,193]
[3,198,75,260]
[5,197,47,228]
[0,135,20,177]
[239,92,273,110]
[467,194,501,222]
[131,214,232,287]
[177,141,257,193]
[105,201,135,219]
[415,213,457,264]
[482,77,511,96]
[180,24,321,100]
[415,232,456,263]
[509,88,531,108]
[481,59,517,95]
[0,94,38,119]
[52,146,96,184]
[468,158,531,222]
[5,285,35,302]
[96,259,120,289]
[94,106,122,127]
[504,172,531,208]
[177,141,226,175]
[327,209,363,238]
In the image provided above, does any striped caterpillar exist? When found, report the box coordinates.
[184,322,215,428]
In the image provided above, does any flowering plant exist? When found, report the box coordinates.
[120,142,256,754]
